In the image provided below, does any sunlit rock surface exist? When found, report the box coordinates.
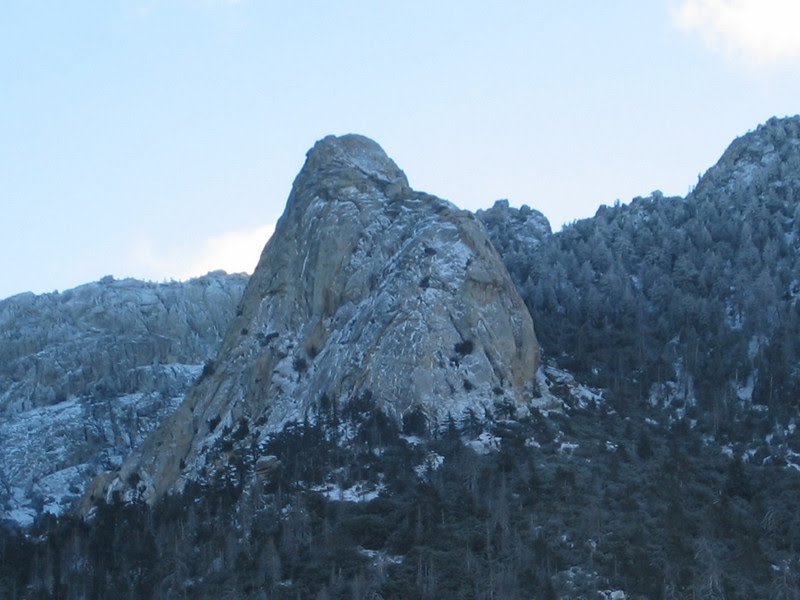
[99,134,541,505]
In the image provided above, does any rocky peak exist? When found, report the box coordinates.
[284,134,410,216]
[693,115,800,201]
[476,200,552,259]
[302,134,408,187]
[94,135,541,506]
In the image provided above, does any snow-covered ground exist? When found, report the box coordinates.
[0,389,186,526]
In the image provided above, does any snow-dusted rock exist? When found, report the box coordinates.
[693,115,800,201]
[476,199,551,259]
[0,272,247,524]
[0,272,247,415]
[97,134,541,505]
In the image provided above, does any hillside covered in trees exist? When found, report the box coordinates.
[484,117,800,456]
[2,117,800,599]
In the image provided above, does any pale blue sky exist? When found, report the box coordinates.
[2,1,799,299]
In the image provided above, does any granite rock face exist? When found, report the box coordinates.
[0,272,248,415]
[99,134,541,504]
[0,272,247,525]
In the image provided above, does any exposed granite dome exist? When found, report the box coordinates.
[91,134,541,505]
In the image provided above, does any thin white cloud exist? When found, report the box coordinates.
[129,223,274,282]
[673,0,800,66]
[179,223,274,279]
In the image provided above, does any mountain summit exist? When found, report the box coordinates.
[92,134,540,504]
[693,115,800,200]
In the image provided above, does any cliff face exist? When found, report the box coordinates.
[98,134,541,505]
[0,272,247,415]
[0,272,247,525]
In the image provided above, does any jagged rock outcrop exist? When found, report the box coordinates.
[0,272,248,415]
[98,134,541,505]
[476,199,551,255]
[476,199,552,284]
[693,115,800,202]
[0,272,247,525]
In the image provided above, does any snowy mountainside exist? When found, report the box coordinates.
[94,134,542,506]
[0,272,246,414]
[3,119,800,600]
[503,115,800,465]
[693,115,800,202]
[0,272,247,525]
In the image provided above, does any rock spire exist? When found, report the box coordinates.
[91,134,540,505]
